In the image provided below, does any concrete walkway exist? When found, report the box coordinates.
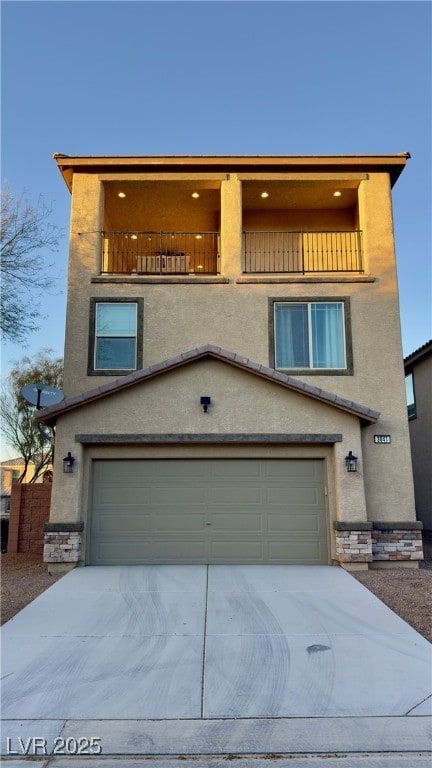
[1,565,431,762]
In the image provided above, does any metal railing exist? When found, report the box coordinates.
[101,231,220,275]
[243,230,363,273]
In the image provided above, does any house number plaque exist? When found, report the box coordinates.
[374,435,391,444]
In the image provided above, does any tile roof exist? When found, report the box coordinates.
[36,344,380,425]
[404,340,432,367]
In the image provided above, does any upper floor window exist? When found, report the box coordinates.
[11,469,20,485]
[88,298,143,375]
[271,299,352,374]
[405,372,416,419]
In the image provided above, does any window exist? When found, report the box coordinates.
[88,299,143,375]
[11,470,20,485]
[271,299,352,373]
[405,372,416,419]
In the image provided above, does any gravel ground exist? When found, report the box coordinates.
[1,539,431,642]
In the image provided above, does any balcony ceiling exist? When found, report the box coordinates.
[104,181,221,231]
[242,181,358,210]
[104,179,358,230]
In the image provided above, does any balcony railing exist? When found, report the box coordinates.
[101,231,219,275]
[243,230,363,274]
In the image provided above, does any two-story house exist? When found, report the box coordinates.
[38,153,423,571]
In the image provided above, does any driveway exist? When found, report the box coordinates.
[1,565,431,760]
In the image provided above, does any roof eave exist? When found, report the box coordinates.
[36,345,380,427]
[53,152,410,192]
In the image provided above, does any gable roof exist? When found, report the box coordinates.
[36,344,380,426]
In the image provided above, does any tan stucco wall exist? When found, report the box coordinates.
[58,167,416,532]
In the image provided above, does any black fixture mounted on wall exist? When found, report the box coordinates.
[63,452,75,473]
[200,396,211,413]
[345,450,358,472]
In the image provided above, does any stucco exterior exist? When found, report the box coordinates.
[39,153,421,570]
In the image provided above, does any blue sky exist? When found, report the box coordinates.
[1,0,431,380]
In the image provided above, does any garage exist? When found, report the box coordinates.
[89,458,328,565]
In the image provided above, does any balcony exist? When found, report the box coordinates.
[101,231,219,275]
[243,231,363,274]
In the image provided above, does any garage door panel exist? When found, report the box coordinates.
[267,513,321,532]
[210,513,263,532]
[153,513,206,532]
[211,461,263,479]
[152,539,208,561]
[96,513,152,533]
[94,540,152,562]
[266,460,322,480]
[96,487,151,506]
[268,540,324,561]
[210,540,264,560]
[210,486,263,504]
[153,461,212,480]
[89,459,328,565]
[150,486,207,505]
[266,486,321,505]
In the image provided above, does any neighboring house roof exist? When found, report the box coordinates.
[0,458,27,470]
[404,340,432,369]
[37,344,380,426]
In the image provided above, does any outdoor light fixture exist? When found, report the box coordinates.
[63,452,75,474]
[200,396,211,413]
[345,451,358,472]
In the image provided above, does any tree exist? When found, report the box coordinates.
[0,349,63,483]
[0,187,62,343]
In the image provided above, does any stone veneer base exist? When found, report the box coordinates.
[334,522,373,565]
[333,521,424,567]
[43,522,83,565]
[372,521,424,563]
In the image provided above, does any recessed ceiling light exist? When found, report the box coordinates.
[195,234,203,240]
[192,192,200,199]
[261,191,269,198]
[118,192,126,198]
[333,191,342,197]
[131,234,138,240]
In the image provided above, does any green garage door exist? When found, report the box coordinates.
[89,459,328,565]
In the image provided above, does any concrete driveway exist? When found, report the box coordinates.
[1,565,431,762]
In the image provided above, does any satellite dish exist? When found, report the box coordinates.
[21,383,64,410]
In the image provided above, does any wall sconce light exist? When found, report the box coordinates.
[200,396,211,413]
[63,452,75,473]
[345,451,358,472]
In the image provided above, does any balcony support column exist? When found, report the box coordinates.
[220,175,242,279]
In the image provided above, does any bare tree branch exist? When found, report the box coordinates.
[0,350,63,483]
[0,187,63,343]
